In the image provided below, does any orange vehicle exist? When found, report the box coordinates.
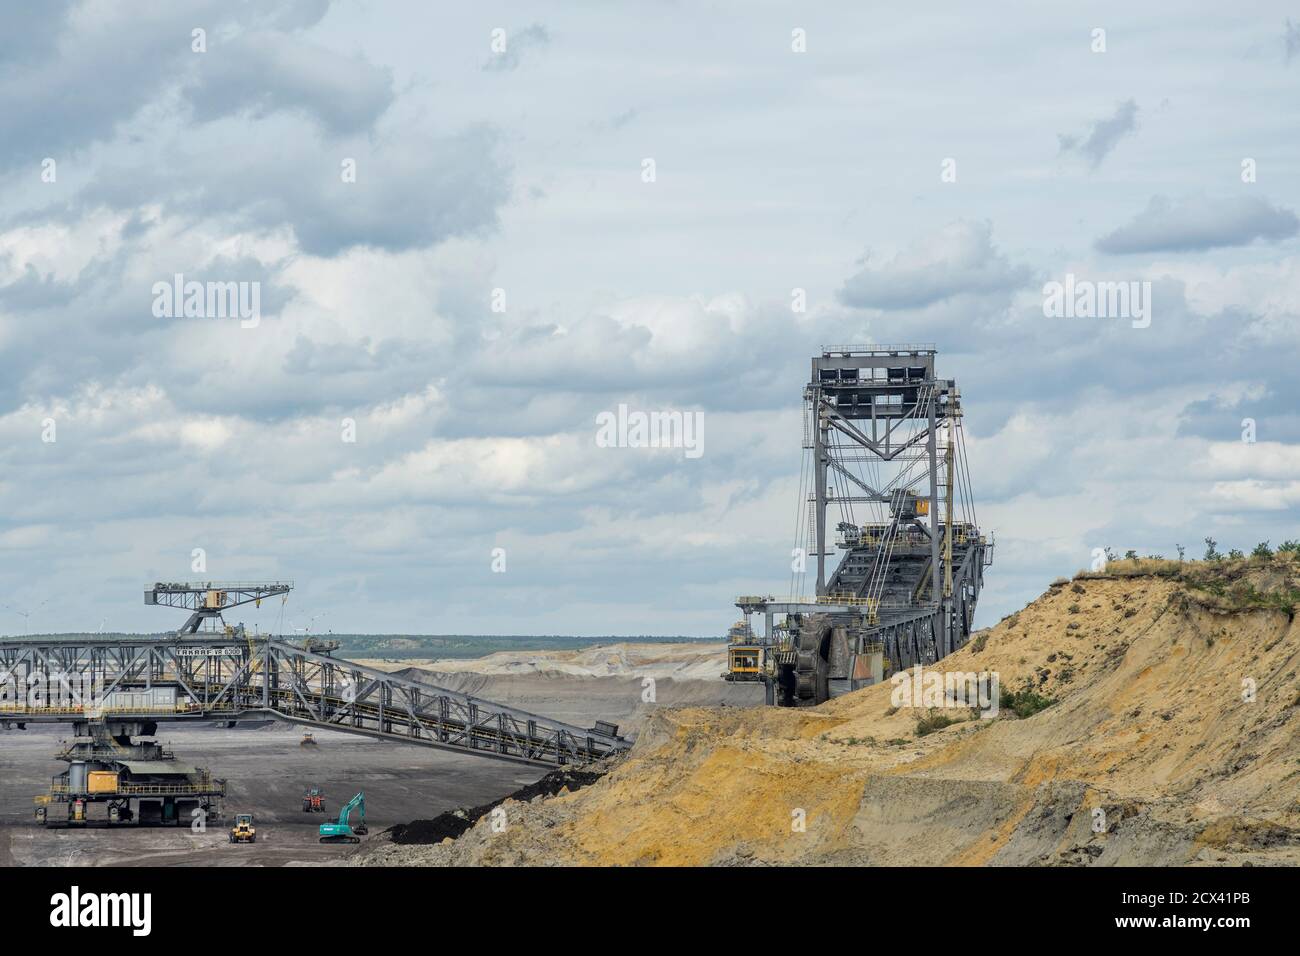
[302,787,326,813]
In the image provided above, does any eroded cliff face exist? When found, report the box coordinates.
[361,560,1300,867]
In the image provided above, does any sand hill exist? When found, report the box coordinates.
[368,641,730,681]
[355,642,761,732]
[360,557,1300,867]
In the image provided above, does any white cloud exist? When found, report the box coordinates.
[1,3,1299,636]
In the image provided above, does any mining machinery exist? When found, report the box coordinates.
[722,620,762,682]
[5,582,629,826]
[35,728,225,829]
[229,813,256,844]
[319,791,367,844]
[145,581,291,636]
[736,346,992,706]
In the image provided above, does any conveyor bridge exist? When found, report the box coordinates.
[0,633,627,767]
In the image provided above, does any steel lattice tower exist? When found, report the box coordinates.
[736,345,992,706]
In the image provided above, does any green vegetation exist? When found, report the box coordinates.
[915,709,960,736]
[1074,541,1300,610]
[999,684,1057,719]
[1179,569,1300,616]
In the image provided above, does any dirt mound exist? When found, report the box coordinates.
[371,642,729,681]
[386,767,610,845]
[359,557,1300,867]
[379,665,763,737]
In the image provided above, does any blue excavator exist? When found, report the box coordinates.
[318,791,368,844]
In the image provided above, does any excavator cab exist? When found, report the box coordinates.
[723,619,763,682]
[229,813,256,844]
[725,644,762,681]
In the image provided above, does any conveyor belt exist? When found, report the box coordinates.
[0,636,627,766]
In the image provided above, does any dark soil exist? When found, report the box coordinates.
[387,766,607,845]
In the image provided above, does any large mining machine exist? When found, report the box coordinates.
[732,346,992,706]
[5,582,629,827]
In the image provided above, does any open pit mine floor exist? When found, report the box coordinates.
[0,644,760,867]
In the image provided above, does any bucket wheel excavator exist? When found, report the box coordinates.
[733,346,993,706]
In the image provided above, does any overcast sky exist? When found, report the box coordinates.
[2,1,1299,636]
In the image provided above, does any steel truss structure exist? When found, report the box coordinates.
[145,581,293,635]
[0,633,627,766]
[737,346,992,706]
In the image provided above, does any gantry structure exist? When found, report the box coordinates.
[735,346,992,706]
[2,583,626,767]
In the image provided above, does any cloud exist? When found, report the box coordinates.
[1286,18,1300,64]
[483,23,550,72]
[0,5,490,258]
[590,107,641,132]
[30,112,509,258]
[2,2,1300,639]
[0,0,76,64]
[183,31,395,135]
[1095,195,1300,254]
[837,221,1033,311]
[0,1,344,169]
[1058,99,1138,168]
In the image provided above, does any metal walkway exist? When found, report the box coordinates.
[0,633,628,766]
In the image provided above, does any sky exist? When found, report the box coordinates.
[1,1,1299,636]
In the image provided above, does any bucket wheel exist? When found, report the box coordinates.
[790,615,831,706]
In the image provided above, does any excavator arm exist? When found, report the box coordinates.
[320,790,367,843]
[336,791,365,829]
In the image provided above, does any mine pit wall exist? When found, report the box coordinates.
[361,567,1300,867]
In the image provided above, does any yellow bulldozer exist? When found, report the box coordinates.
[229,813,257,844]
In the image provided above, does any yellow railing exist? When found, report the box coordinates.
[47,779,224,797]
[818,593,877,609]
[0,703,216,715]
[842,530,985,547]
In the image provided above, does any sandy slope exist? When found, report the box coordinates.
[359,642,729,681]
[354,642,762,733]
[361,559,1300,867]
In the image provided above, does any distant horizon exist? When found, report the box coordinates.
[0,631,722,642]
